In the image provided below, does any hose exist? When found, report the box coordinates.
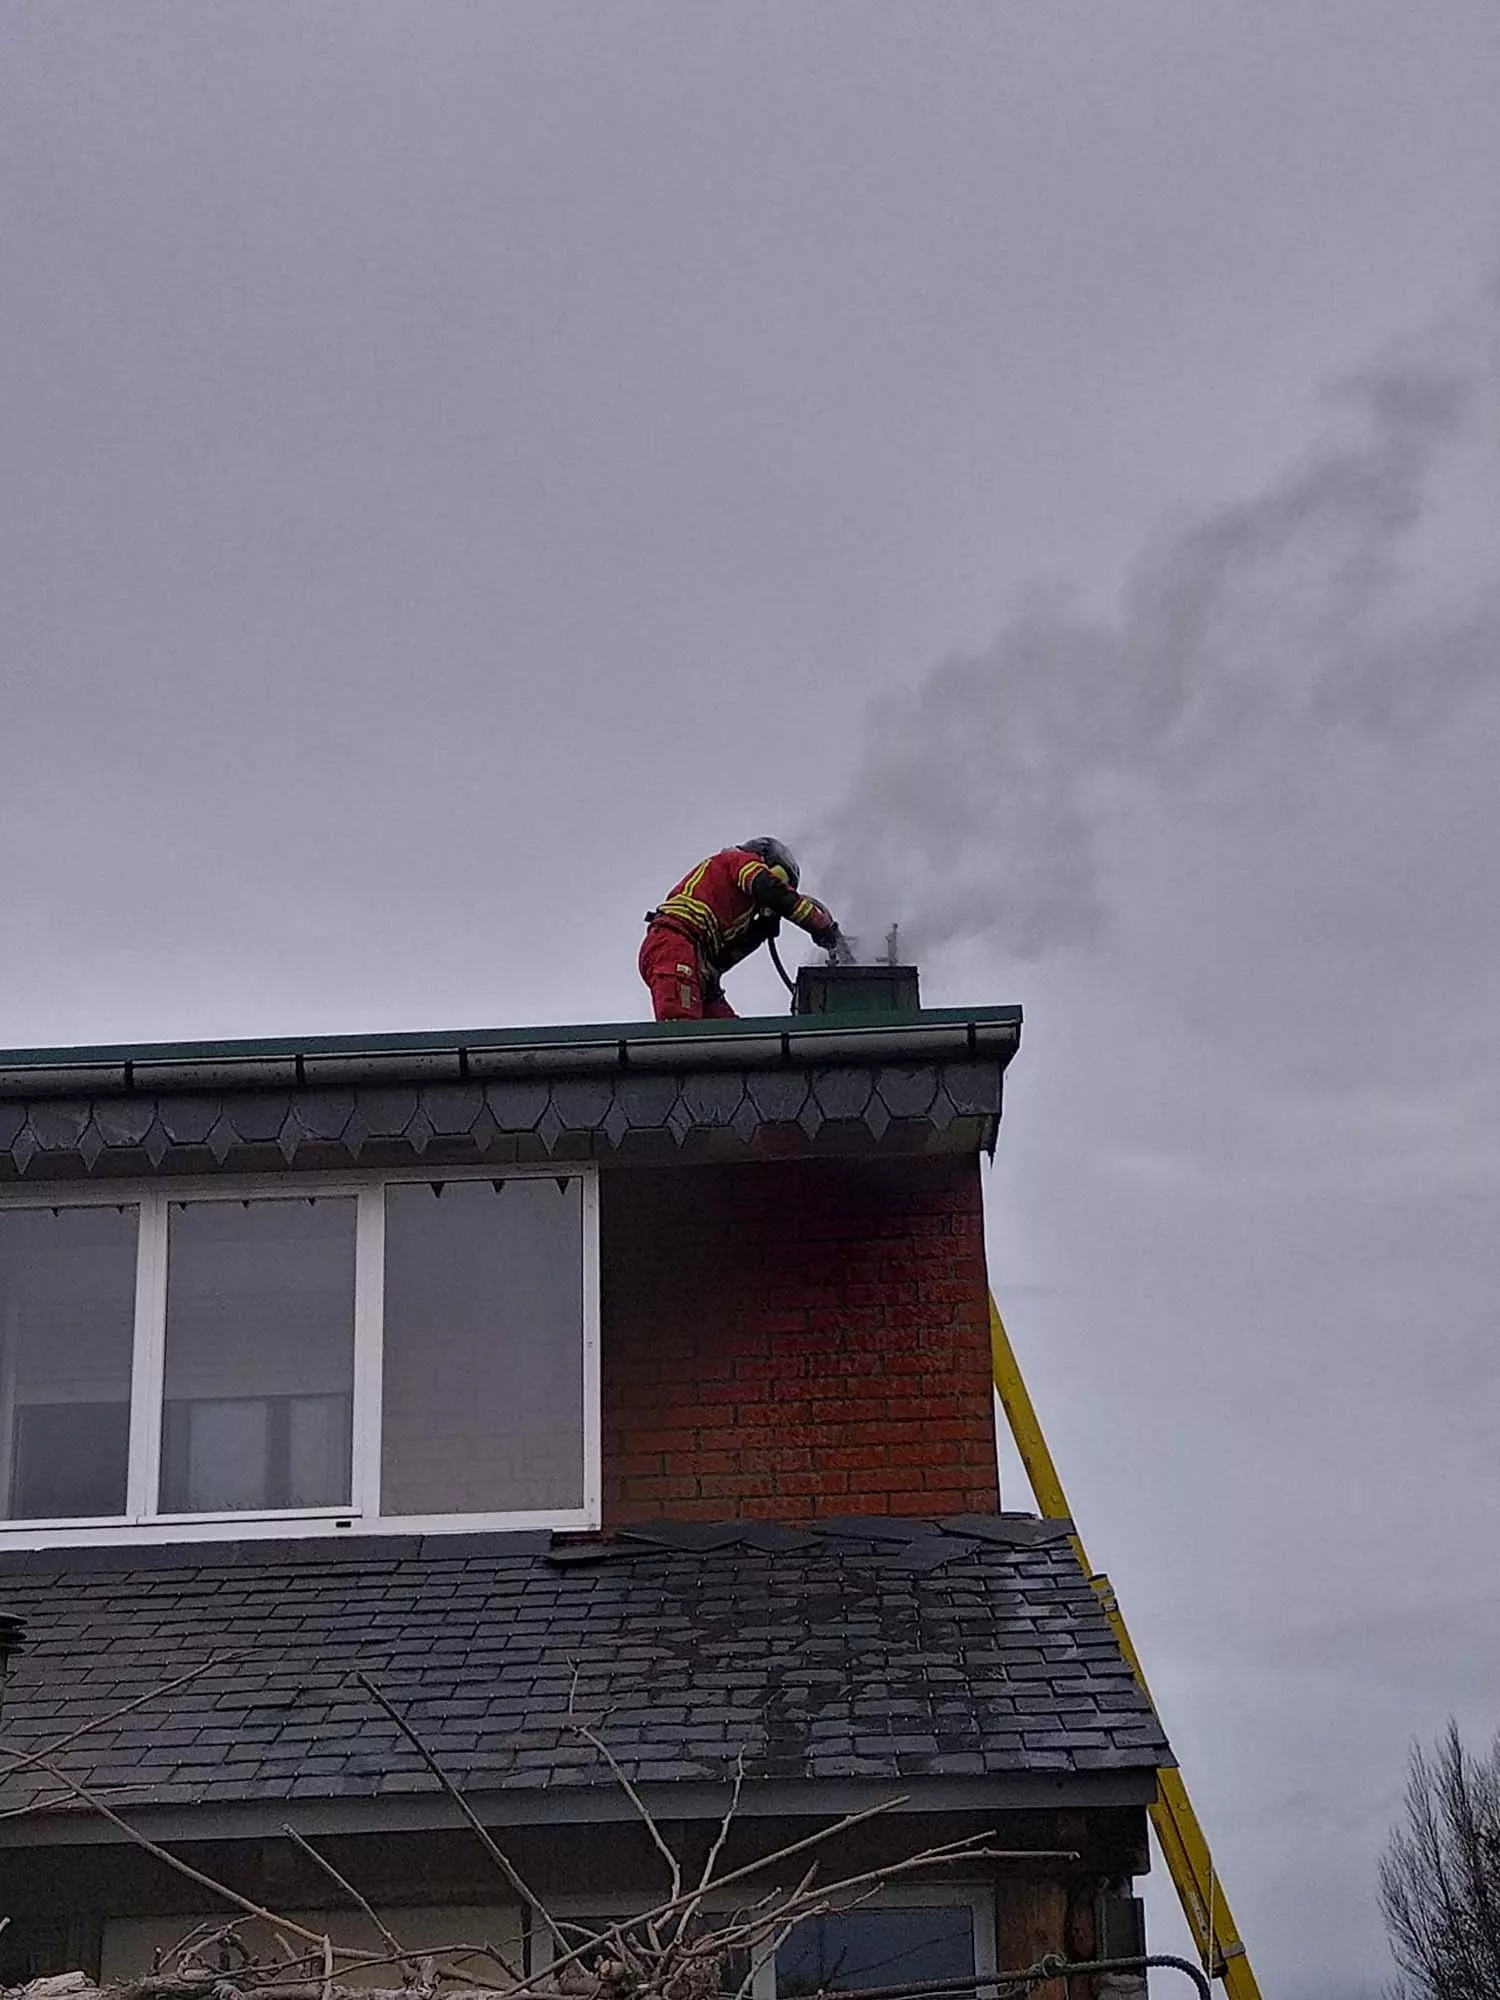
[768,936,797,996]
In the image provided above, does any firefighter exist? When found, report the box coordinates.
[640,838,844,1021]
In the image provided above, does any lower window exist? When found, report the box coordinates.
[104,1897,986,1998]
[539,1895,989,2000]
[775,1907,977,1996]
[100,1908,521,1986]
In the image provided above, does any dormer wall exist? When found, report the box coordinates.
[601,1155,997,1523]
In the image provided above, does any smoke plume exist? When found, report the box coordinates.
[808,305,1499,964]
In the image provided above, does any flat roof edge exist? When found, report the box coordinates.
[0,1008,1022,1099]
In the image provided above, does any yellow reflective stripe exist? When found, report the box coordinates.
[659,894,723,951]
[737,857,793,894]
[661,859,721,942]
[791,895,817,925]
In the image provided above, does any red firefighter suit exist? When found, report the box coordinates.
[639,849,839,1020]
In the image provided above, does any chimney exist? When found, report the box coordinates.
[793,960,921,1015]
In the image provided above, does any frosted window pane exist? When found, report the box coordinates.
[381,1178,584,1515]
[160,1198,355,1513]
[0,1206,137,1521]
[174,1400,269,1513]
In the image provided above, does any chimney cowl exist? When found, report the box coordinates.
[793,962,921,1016]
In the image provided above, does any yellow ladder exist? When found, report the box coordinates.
[989,1297,1262,1999]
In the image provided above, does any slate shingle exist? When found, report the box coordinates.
[0,1521,1169,1824]
[0,1049,1016,1181]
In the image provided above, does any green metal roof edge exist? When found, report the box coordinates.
[0,1004,1023,1076]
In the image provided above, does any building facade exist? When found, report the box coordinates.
[0,997,1168,1997]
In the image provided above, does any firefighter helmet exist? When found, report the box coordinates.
[741,837,801,888]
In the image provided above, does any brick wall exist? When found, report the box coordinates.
[600,1155,998,1524]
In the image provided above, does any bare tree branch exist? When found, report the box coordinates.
[0,1656,243,1788]
[563,1713,682,1908]
[506,1797,918,2000]
[3,1749,328,1947]
[0,1782,159,1822]
[4,1661,1077,2000]
[352,1670,548,1929]
[278,1827,410,1969]
[263,1945,511,1990]
[513,1804,1070,2000]
[695,1751,745,1904]
[1380,1719,1500,2000]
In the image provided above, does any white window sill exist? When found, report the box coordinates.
[0,1504,596,1551]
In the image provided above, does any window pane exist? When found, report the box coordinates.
[288,1394,351,1505]
[160,1198,355,1514]
[776,1910,976,1997]
[381,1177,585,1516]
[0,1206,137,1521]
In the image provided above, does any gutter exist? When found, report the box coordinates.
[0,1009,1022,1101]
[0,1766,1149,1846]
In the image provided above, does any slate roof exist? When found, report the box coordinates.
[0,1009,1020,1182]
[0,1518,1168,1835]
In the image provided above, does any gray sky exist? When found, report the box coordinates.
[3,6,1498,1993]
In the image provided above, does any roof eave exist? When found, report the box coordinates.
[0,1767,1160,1849]
[0,1008,1022,1102]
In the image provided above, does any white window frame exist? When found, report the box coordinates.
[0,1163,601,1549]
[532,1885,996,2000]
